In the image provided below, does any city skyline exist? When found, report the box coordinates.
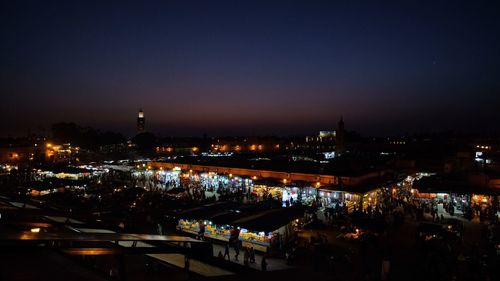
[1,2,499,279]
[1,0,500,137]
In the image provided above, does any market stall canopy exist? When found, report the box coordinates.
[231,206,304,233]
[340,176,401,194]
[45,166,92,175]
[209,210,247,226]
[414,175,497,195]
[27,178,90,191]
[171,201,237,220]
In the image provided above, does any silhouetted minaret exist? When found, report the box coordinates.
[335,116,345,156]
[137,109,145,133]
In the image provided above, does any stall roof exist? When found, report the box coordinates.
[253,178,284,186]
[414,176,497,195]
[231,206,304,233]
[343,176,403,194]
[46,166,91,174]
[318,185,343,192]
[173,202,237,220]
[173,200,295,232]
[209,211,247,225]
[27,178,90,190]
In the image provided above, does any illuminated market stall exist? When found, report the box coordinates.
[175,204,303,253]
[414,175,498,219]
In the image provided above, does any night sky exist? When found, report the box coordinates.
[1,0,500,137]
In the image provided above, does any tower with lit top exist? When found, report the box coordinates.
[137,109,145,133]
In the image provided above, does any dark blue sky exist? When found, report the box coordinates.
[1,0,499,137]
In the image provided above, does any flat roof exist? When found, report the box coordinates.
[158,155,384,177]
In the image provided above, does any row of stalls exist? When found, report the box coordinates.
[133,167,254,195]
[251,178,393,213]
[253,183,362,210]
[145,167,402,213]
[413,175,500,220]
[171,201,303,253]
[143,166,406,213]
[28,166,97,196]
[26,178,90,196]
[34,165,109,180]
[27,165,112,196]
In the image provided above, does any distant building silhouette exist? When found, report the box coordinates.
[304,130,336,152]
[335,116,345,155]
[137,109,145,133]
